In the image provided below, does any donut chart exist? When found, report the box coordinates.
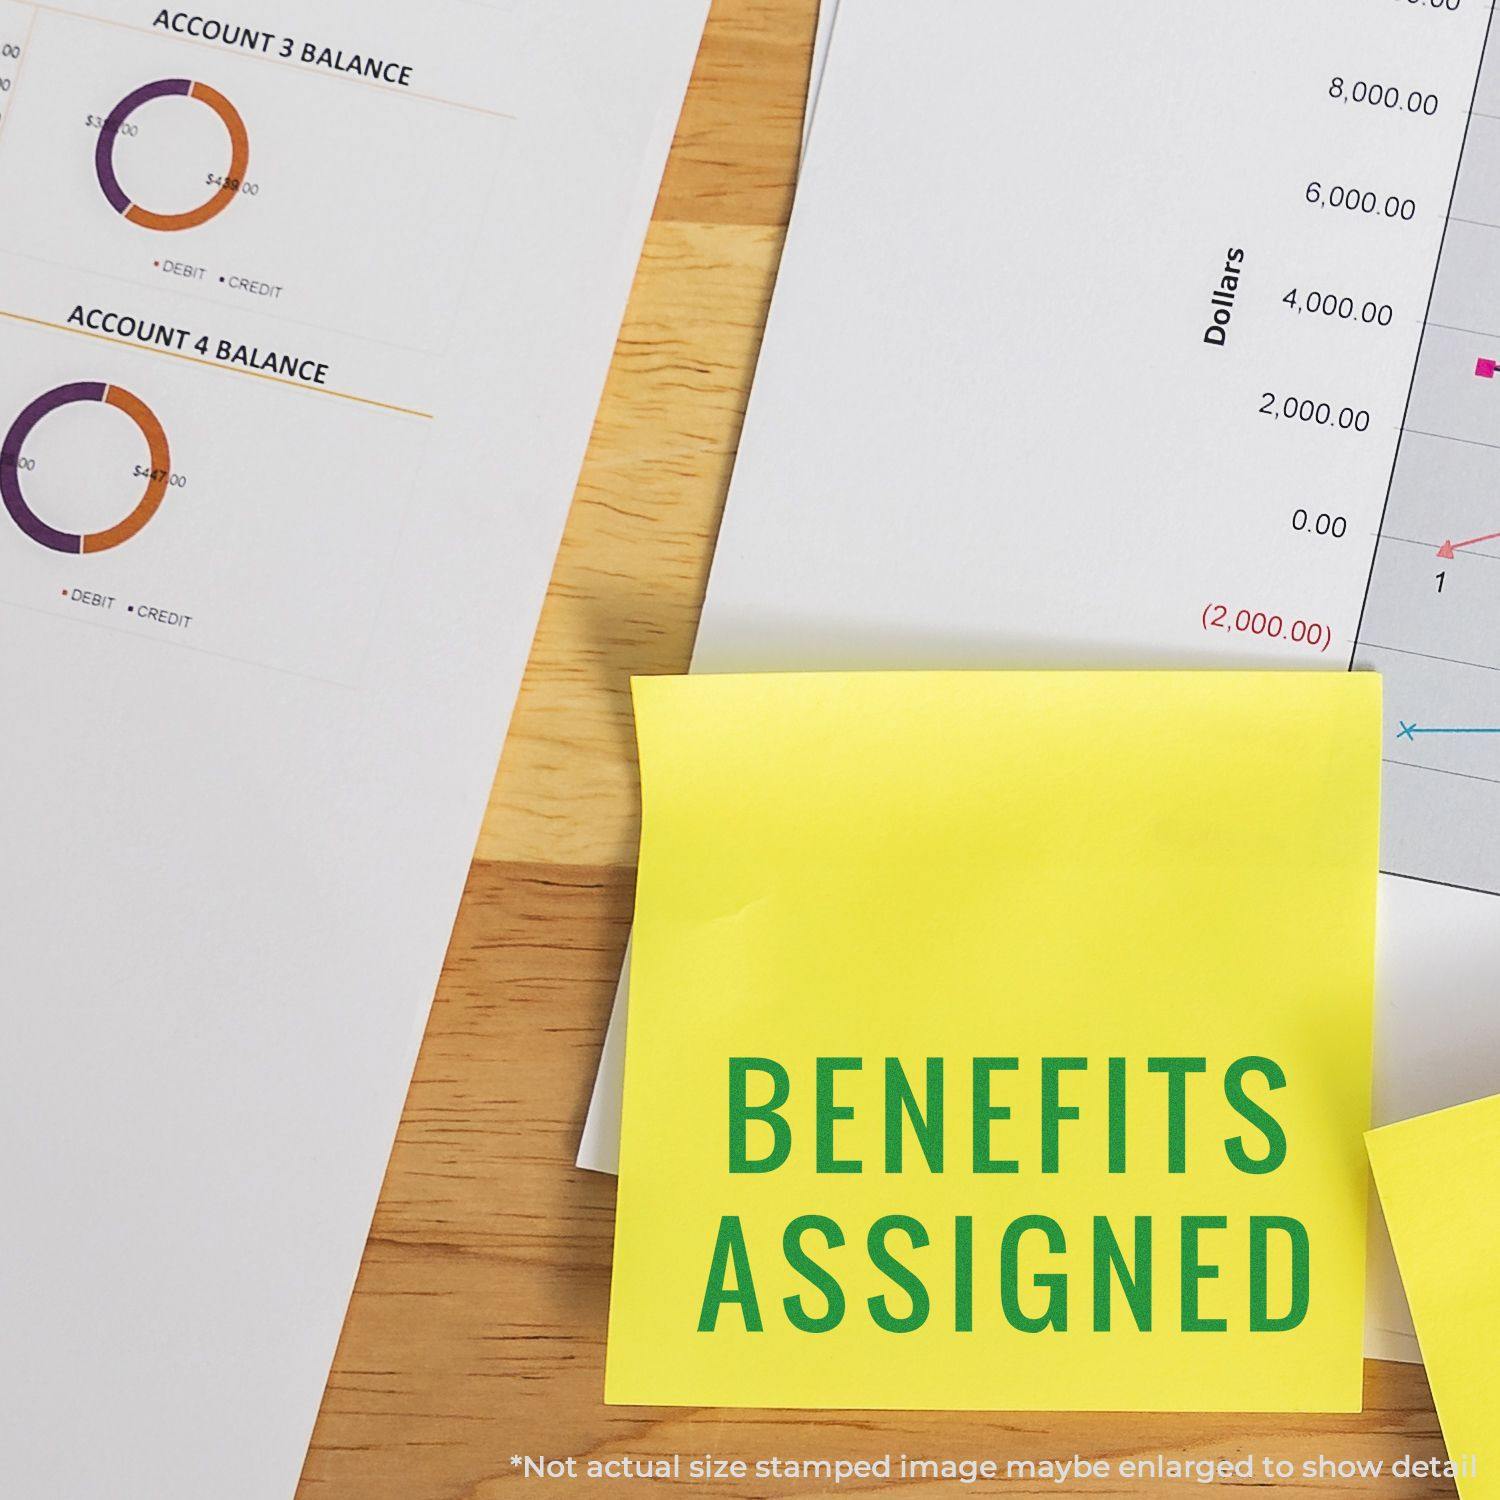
[95,78,249,232]
[1,383,171,554]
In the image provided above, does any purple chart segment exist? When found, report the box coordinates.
[94,78,191,215]
[1,383,108,554]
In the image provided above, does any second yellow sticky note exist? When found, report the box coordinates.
[1368,1095,1500,1498]
[608,672,1381,1411]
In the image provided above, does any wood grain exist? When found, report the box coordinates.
[475,217,784,869]
[298,2,1456,1495]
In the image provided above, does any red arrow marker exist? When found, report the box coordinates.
[1437,531,1500,560]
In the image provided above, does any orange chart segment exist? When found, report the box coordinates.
[85,386,170,553]
[95,78,250,233]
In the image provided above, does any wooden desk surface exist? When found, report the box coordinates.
[297,3,1453,1495]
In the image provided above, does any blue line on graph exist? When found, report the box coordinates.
[1397,721,1500,741]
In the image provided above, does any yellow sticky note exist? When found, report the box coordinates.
[607,672,1381,1411]
[1367,1096,1500,1496]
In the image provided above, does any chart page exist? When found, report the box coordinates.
[0,2,709,1497]
[0,2,520,681]
[1354,40,1500,897]
[695,0,1500,917]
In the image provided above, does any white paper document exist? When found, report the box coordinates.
[801,0,838,159]
[0,1,706,1494]
[581,0,1500,1364]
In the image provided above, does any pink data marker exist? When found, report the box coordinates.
[1476,358,1498,379]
